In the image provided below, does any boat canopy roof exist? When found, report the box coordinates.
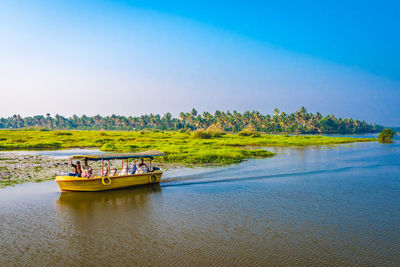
[71,150,165,161]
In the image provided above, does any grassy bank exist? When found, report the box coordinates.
[0,130,376,165]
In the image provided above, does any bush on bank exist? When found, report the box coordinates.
[378,128,396,143]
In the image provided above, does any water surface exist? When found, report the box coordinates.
[1,141,399,266]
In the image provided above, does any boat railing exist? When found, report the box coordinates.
[59,166,159,178]
[92,166,158,178]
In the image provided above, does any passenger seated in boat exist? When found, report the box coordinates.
[110,168,118,176]
[80,159,92,178]
[81,163,93,178]
[131,162,137,174]
[119,165,129,176]
[69,158,82,177]
[135,159,149,174]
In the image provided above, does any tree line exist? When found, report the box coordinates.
[0,107,383,134]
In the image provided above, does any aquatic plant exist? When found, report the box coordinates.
[0,130,376,165]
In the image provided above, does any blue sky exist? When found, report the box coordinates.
[0,0,399,125]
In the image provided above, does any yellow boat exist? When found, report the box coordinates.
[55,150,165,192]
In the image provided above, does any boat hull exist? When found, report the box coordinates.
[56,170,163,192]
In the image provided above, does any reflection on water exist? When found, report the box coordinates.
[56,185,162,226]
[57,184,161,210]
[1,141,400,266]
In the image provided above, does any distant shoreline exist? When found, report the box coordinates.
[0,108,383,134]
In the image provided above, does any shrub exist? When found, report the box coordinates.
[238,128,259,137]
[101,143,117,151]
[192,130,211,139]
[209,130,225,138]
[95,138,113,143]
[192,128,226,139]
[139,130,150,134]
[206,126,226,138]
[378,128,396,143]
[54,131,73,136]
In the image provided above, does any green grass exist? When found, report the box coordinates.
[0,130,376,165]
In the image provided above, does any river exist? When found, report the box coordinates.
[1,139,399,266]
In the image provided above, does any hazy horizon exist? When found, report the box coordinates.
[1,1,399,126]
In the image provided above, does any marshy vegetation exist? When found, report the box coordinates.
[0,129,376,165]
[0,154,70,187]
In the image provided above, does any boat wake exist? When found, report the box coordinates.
[161,163,385,188]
